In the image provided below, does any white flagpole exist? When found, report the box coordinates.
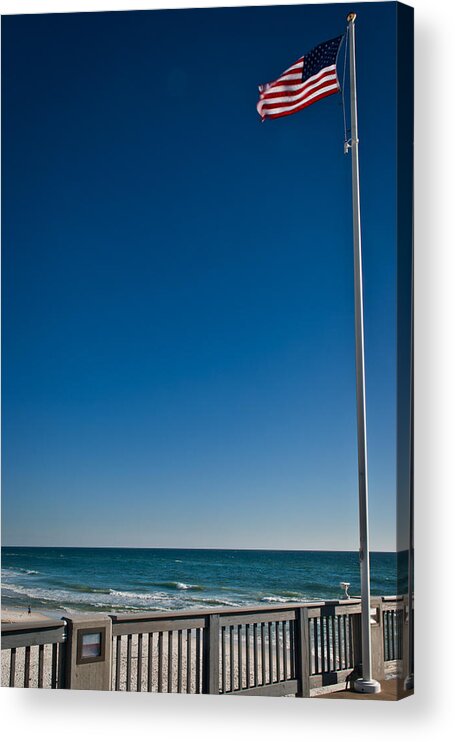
[346,11,381,694]
[404,245,414,691]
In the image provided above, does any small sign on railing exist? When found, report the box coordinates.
[76,628,106,664]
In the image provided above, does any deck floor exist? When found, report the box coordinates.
[317,678,414,701]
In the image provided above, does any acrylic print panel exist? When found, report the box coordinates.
[1,2,413,699]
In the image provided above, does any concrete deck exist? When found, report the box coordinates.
[317,678,414,701]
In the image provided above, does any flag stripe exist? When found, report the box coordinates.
[261,79,338,110]
[262,64,337,96]
[259,60,304,90]
[262,86,339,120]
[259,70,338,105]
[280,59,304,74]
[261,82,339,117]
[277,73,304,82]
[257,74,339,119]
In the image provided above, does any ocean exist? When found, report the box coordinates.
[1,547,402,616]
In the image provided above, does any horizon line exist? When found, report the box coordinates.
[1,544,399,554]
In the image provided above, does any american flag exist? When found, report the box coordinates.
[257,35,343,121]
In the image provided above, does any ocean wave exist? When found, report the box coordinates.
[2,568,21,578]
[2,578,242,613]
[67,584,110,594]
[2,582,75,607]
[2,582,171,609]
[259,595,303,604]
[2,567,40,577]
[153,581,203,591]
[108,589,172,602]
[189,597,240,607]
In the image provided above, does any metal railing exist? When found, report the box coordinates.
[109,600,364,696]
[382,599,404,663]
[111,613,204,693]
[1,596,406,693]
[1,619,66,689]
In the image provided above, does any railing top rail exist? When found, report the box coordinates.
[1,618,66,634]
[1,619,67,650]
[109,598,362,625]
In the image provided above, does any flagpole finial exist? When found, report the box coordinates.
[347,12,357,23]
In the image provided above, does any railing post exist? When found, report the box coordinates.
[370,599,385,681]
[350,609,363,669]
[403,597,411,680]
[57,626,68,689]
[202,613,220,694]
[295,607,310,697]
[64,615,112,691]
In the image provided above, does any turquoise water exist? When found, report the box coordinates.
[1,547,401,614]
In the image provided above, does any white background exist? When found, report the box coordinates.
[1,0,454,740]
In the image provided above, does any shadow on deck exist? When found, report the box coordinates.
[316,677,413,701]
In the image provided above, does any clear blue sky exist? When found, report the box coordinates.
[2,2,399,550]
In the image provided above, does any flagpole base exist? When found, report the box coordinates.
[354,678,382,694]
[404,673,414,691]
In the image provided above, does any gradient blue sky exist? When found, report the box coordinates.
[2,2,399,550]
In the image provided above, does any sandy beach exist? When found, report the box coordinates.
[1,607,51,624]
